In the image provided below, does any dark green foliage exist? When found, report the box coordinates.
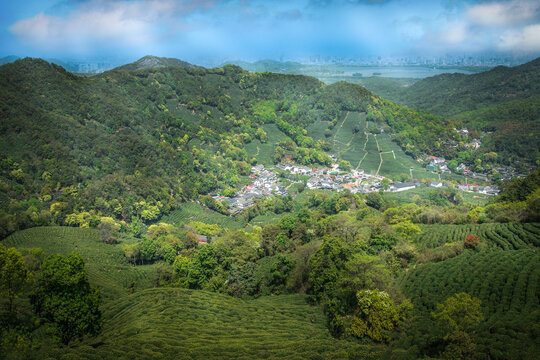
[497,170,540,203]
[401,249,539,359]
[32,253,102,344]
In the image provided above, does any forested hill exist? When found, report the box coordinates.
[114,55,198,71]
[0,57,452,237]
[392,57,540,116]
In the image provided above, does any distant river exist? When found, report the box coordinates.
[307,65,485,79]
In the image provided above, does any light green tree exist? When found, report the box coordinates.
[348,289,411,342]
[0,244,31,312]
[432,292,484,360]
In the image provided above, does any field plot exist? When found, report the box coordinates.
[56,288,383,360]
[402,249,539,359]
[3,227,158,301]
[245,124,292,165]
[308,111,437,179]
[383,187,490,205]
[161,202,246,229]
[413,222,540,250]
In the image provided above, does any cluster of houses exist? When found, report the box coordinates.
[213,165,288,213]
[213,153,510,214]
[276,163,386,194]
[457,184,500,195]
[493,166,526,181]
[426,156,451,173]
[453,127,482,149]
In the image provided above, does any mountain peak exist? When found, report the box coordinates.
[114,55,197,71]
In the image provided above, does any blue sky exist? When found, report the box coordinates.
[1,0,540,63]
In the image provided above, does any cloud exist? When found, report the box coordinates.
[8,0,220,54]
[438,21,468,45]
[499,23,540,51]
[466,0,540,26]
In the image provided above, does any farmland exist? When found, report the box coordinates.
[160,202,246,230]
[245,124,292,165]
[412,222,540,250]
[307,111,437,179]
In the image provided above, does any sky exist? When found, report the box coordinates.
[1,0,540,64]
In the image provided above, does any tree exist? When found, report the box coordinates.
[309,236,351,302]
[31,253,102,345]
[381,178,390,190]
[98,217,121,244]
[464,234,479,249]
[432,293,483,360]
[392,220,421,239]
[338,160,352,171]
[348,289,411,342]
[432,292,483,336]
[0,244,30,312]
[365,192,384,210]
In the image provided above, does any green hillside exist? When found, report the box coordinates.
[115,55,198,71]
[2,226,382,359]
[0,57,455,238]
[412,222,540,250]
[392,58,540,116]
[360,58,540,168]
[401,249,540,359]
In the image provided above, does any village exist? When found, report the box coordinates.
[211,126,523,213]
[213,160,499,213]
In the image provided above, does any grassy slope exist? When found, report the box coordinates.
[383,187,491,205]
[3,226,383,359]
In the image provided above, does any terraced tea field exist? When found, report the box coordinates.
[307,111,437,178]
[402,249,539,359]
[3,226,158,301]
[413,222,540,250]
[245,124,292,165]
[52,288,383,360]
[160,202,246,230]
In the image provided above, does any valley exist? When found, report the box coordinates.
[0,56,538,360]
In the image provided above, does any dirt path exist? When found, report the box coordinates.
[356,152,368,169]
[333,111,350,145]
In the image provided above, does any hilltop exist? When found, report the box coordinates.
[115,55,198,71]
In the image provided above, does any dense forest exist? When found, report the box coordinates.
[0,57,539,359]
